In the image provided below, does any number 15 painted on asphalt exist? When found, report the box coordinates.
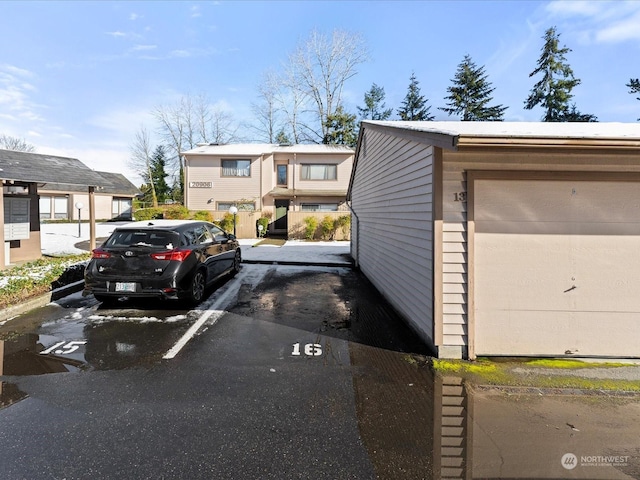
[40,341,87,355]
[291,343,322,356]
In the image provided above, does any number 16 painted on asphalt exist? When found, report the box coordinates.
[292,343,322,356]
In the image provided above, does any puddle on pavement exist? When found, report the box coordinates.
[0,298,194,379]
[231,267,640,479]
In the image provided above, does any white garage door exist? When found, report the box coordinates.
[474,179,640,357]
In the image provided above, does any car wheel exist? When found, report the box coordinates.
[232,250,241,274]
[188,269,206,304]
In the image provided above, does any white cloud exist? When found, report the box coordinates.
[106,31,127,38]
[131,44,157,52]
[129,13,141,21]
[190,5,202,18]
[596,10,640,43]
[545,0,640,45]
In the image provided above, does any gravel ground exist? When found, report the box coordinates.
[513,366,640,381]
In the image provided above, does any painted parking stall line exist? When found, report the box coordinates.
[163,266,269,360]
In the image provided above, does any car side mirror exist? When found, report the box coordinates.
[227,234,236,241]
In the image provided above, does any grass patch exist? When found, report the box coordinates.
[523,358,630,368]
[253,238,286,247]
[0,254,90,310]
[432,358,640,392]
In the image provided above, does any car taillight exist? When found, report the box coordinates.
[92,249,111,259]
[151,249,192,262]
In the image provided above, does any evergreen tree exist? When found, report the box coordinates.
[627,78,640,120]
[440,54,507,121]
[562,104,598,122]
[357,83,392,121]
[525,27,582,122]
[275,129,291,145]
[322,106,357,147]
[397,72,434,121]
[150,145,170,204]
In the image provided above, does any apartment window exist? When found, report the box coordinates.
[217,202,255,211]
[222,159,251,177]
[277,164,288,186]
[301,164,337,181]
[301,203,339,212]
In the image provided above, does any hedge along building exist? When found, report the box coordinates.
[347,121,640,359]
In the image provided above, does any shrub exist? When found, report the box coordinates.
[334,215,351,239]
[320,215,335,240]
[133,208,164,221]
[163,205,190,219]
[256,217,269,237]
[303,216,318,240]
[215,213,236,233]
[192,210,213,222]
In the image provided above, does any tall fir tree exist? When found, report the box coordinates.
[397,72,434,121]
[150,145,171,204]
[323,106,357,147]
[525,27,582,122]
[627,78,640,120]
[440,54,507,121]
[357,83,392,121]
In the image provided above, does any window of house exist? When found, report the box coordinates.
[54,196,68,219]
[39,196,52,220]
[301,203,339,212]
[277,164,288,186]
[112,198,132,218]
[217,202,255,211]
[222,159,251,177]
[301,164,337,181]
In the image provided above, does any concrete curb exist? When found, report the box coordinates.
[242,259,353,268]
[0,280,85,323]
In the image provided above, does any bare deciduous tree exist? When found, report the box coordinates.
[129,126,158,207]
[287,29,369,142]
[251,70,282,143]
[0,134,36,152]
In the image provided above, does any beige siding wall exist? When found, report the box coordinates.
[441,168,468,349]
[350,129,435,345]
[65,193,117,221]
[293,153,353,191]
[185,156,262,211]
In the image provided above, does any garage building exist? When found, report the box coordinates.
[347,121,640,359]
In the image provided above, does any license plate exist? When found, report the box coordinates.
[115,282,137,292]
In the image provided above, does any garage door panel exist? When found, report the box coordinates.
[477,233,640,312]
[475,180,640,226]
[474,178,640,357]
[476,310,640,357]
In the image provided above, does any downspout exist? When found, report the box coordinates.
[292,153,296,207]
[259,154,263,211]
[347,200,359,268]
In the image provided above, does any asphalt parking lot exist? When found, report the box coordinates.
[0,259,436,479]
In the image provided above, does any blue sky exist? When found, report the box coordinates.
[1,0,639,185]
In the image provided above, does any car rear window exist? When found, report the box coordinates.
[104,230,179,249]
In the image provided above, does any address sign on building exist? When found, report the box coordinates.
[189,181,212,188]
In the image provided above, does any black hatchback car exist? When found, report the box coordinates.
[84,220,241,305]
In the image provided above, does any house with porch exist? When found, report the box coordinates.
[0,149,114,267]
[39,171,140,221]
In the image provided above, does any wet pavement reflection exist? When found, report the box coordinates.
[1,266,639,479]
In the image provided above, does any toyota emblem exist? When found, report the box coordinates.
[124,251,135,257]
